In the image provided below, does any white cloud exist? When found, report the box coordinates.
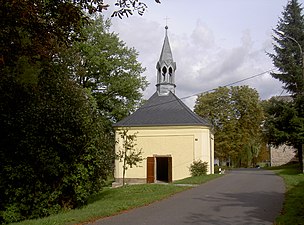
[107,0,288,109]
[190,20,215,50]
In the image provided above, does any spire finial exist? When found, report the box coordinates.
[164,17,169,36]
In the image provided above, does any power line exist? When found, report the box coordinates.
[180,68,275,100]
[278,89,285,97]
[138,68,276,110]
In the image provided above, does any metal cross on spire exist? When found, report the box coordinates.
[164,17,170,29]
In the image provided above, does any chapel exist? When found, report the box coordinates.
[113,26,214,185]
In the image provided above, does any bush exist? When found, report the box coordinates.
[0,73,114,224]
[189,160,208,176]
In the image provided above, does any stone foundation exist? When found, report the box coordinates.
[112,178,146,188]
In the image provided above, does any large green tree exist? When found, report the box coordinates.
[0,0,152,223]
[268,0,304,172]
[61,16,148,122]
[0,0,160,75]
[0,65,114,223]
[194,86,264,167]
[269,0,304,95]
[263,97,303,148]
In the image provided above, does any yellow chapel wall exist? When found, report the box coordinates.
[114,125,214,184]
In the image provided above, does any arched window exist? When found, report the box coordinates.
[162,66,167,82]
[169,67,173,83]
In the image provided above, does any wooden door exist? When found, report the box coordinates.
[168,157,172,183]
[146,157,155,183]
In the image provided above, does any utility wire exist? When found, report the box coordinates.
[180,68,275,100]
[278,89,285,97]
[139,68,276,110]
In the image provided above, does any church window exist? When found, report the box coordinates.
[169,67,173,83]
[162,66,167,82]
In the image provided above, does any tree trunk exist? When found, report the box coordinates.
[122,136,127,186]
[300,144,304,173]
[122,157,126,186]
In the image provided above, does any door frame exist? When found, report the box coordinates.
[146,155,172,183]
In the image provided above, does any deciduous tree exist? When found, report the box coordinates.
[61,15,148,122]
[0,0,157,222]
[116,129,143,186]
[0,65,114,223]
[194,86,264,167]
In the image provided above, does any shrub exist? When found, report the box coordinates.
[189,160,208,176]
[0,75,114,224]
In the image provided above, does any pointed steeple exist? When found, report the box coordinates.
[156,26,177,96]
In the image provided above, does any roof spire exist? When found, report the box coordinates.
[158,26,174,64]
[156,26,177,96]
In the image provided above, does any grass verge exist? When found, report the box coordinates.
[267,163,304,225]
[173,174,222,185]
[12,175,221,225]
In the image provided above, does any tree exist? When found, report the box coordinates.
[0,65,114,223]
[268,0,304,172]
[0,0,160,76]
[269,0,304,95]
[194,86,264,167]
[194,87,236,162]
[262,97,304,168]
[1,2,110,222]
[0,0,155,222]
[61,15,148,122]
[116,129,143,186]
[111,0,161,18]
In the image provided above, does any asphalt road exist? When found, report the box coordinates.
[91,169,285,225]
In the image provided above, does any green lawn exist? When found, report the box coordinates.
[11,175,221,225]
[173,174,222,185]
[267,163,304,225]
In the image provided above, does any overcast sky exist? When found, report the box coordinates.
[105,0,304,109]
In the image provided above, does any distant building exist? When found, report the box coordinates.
[270,144,297,166]
[113,26,214,186]
[269,95,297,166]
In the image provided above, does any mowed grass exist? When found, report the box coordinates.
[173,174,222,185]
[267,163,304,225]
[12,175,221,225]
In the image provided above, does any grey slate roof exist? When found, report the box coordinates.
[114,92,211,127]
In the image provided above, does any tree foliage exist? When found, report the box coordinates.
[262,97,304,167]
[268,0,304,95]
[61,15,148,122]
[267,0,304,172]
[111,0,160,18]
[0,0,150,223]
[0,65,114,223]
[0,0,160,75]
[194,86,264,167]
